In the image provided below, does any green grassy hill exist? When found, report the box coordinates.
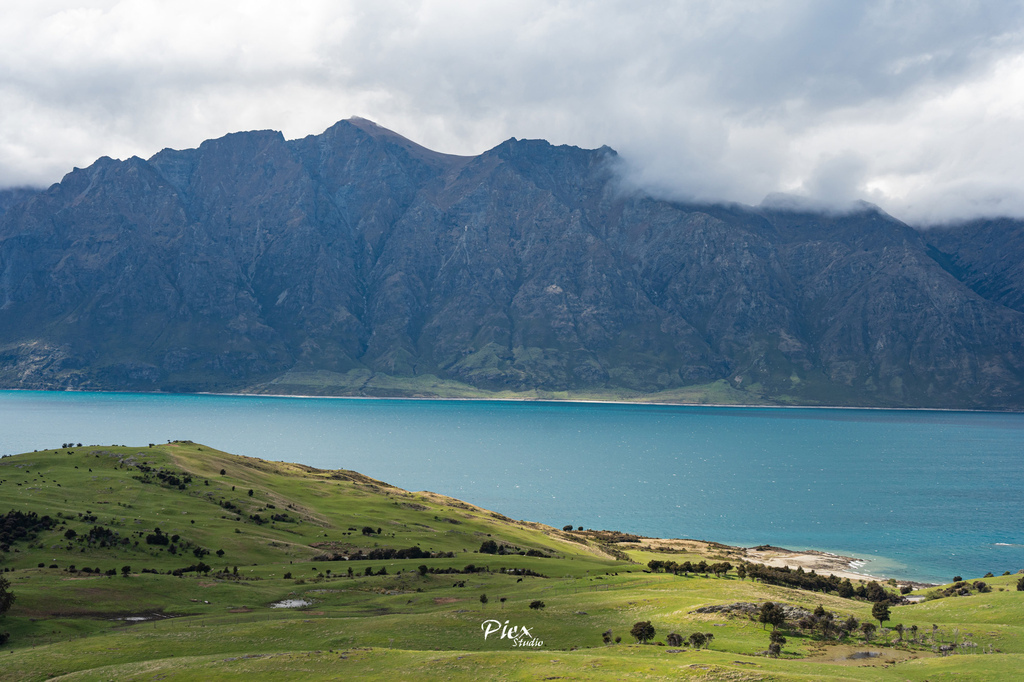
[0,442,1021,680]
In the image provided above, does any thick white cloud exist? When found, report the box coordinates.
[2,0,1024,224]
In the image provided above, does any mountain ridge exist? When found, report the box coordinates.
[2,119,1023,408]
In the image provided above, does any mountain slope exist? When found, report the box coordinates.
[1,119,1023,408]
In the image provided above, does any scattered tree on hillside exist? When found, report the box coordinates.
[688,632,713,649]
[1017,576,1024,591]
[0,575,15,615]
[529,600,545,610]
[479,539,498,554]
[630,621,655,644]
[872,600,891,628]
[758,601,785,630]
[769,629,786,656]
[665,632,682,647]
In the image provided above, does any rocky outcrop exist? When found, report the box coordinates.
[1,118,1023,408]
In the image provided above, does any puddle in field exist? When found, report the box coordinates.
[112,613,170,623]
[845,651,882,660]
[270,599,311,608]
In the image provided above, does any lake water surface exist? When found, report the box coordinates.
[2,390,1022,584]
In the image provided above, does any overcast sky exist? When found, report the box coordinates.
[3,1,1024,225]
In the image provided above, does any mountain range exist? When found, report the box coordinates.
[1,117,1023,409]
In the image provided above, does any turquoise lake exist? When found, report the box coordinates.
[2,389,1022,584]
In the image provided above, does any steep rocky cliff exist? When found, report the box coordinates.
[2,118,1022,408]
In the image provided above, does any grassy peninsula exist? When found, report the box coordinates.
[0,442,1021,680]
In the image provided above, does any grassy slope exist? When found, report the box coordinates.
[0,443,1021,681]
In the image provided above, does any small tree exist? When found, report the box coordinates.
[479,593,488,604]
[479,540,498,554]
[562,525,573,532]
[121,565,131,577]
[500,597,507,608]
[769,630,786,648]
[736,564,747,581]
[0,575,15,615]
[602,629,613,644]
[758,601,785,631]
[630,621,655,644]
[872,600,891,628]
[247,489,254,497]
[529,600,545,610]
[1017,575,1024,591]
[665,632,682,647]
[688,632,708,649]
[860,622,877,641]
[418,564,428,576]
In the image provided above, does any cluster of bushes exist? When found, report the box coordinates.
[361,546,436,560]
[312,547,457,562]
[145,529,172,546]
[416,564,490,576]
[131,464,193,490]
[604,622,714,649]
[57,565,117,576]
[170,562,212,576]
[936,580,992,598]
[479,540,548,556]
[62,524,130,549]
[141,528,209,558]
[647,559,732,577]
[745,563,896,602]
[0,510,58,551]
[500,567,546,578]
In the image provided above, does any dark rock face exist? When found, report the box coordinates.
[0,187,39,219]
[1,117,1023,408]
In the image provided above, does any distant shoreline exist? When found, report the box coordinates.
[2,385,1017,413]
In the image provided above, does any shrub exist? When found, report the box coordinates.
[630,621,655,644]
[529,600,545,610]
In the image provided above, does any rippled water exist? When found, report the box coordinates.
[3,390,1022,583]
